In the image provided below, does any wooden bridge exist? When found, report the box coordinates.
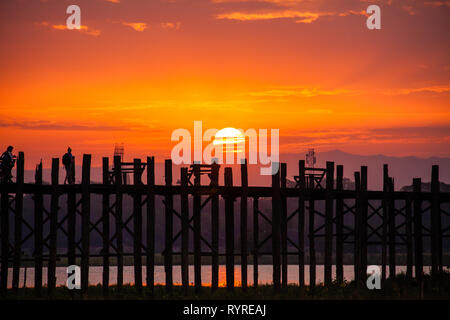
[1,152,450,296]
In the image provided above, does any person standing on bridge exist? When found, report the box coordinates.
[0,146,17,183]
[62,147,75,184]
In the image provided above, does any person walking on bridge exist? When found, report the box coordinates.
[62,147,75,184]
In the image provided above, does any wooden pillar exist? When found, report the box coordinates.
[354,171,361,285]
[308,173,316,290]
[280,163,288,289]
[133,159,143,293]
[405,194,413,279]
[146,157,155,294]
[48,158,59,295]
[297,160,306,287]
[253,197,259,288]
[0,176,8,296]
[413,178,423,281]
[324,161,334,285]
[193,164,202,293]
[388,177,396,279]
[225,167,234,291]
[381,164,389,283]
[12,152,24,291]
[102,157,110,296]
[431,165,441,275]
[80,154,91,295]
[180,167,189,295]
[67,157,76,267]
[164,159,173,292]
[34,161,43,296]
[114,156,123,292]
[272,165,281,292]
[211,163,219,291]
[335,165,344,284]
[240,160,248,290]
[360,166,368,284]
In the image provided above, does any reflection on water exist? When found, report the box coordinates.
[7,265,434,288]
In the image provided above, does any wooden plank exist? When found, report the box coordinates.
[253,197,259,288]
[180,167,189,295]
[114,156,123,292]
[48,158,59,295]
[335,165,344,284]
[102,157,110,296]
[211,163,220,291]
[193,164,202,293]
[324,161,334,285]
[280,163,287,288]
[388,177,396,279]
[431,165,441,275]
[164,159,173,292]
[298,160,306,287]
[381,164,388,283]
[272,165,281,292]
[133,159,143,293]
[34,161,43,296]
[405,195,413,278]
[225,167,234,291]
[12,152,24,291]
[146,156,155,294]
[413,178,423,281]
[308,172,316,291]
[81,154,91,295]
[240,160,248,290]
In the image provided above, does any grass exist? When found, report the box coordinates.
[2,272,450,300]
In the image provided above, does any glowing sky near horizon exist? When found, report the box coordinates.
[0,0,449,168]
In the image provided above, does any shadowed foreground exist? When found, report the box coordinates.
[2,273,450,300]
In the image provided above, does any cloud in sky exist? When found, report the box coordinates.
[160,22,181,30]
[39,23,101,36]
[248,87,356,97]
[0,120,127,131]
[122,22,148,32]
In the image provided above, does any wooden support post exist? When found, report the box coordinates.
[405,194,413,279]
[253,197,259,288]
[388,177,396,279]
[298,160,306,287]
[360,166,368,284]
[431,165,441,275]
[133,159,143,293]
[146,157,155,294]
[193,164,202,293]
[164,159,173,292]
[67,157,76,267]
[240,160,248,290]
[335,165,344,284]
[0,183,8,296]
[114,156,123,292]
[225,167,234,291]
[272,165,281,292]
[48,158,59,295]
[180,167,189,295]
[324,161,334,285]
[211,162,220,291]
[81,154,91,295]
[381,164,389,283]
[354,171,361,285]
[102,157,110,296]
[280,163,288,289]
[12,152,24,291]
[34,161,43,296]
[413,178,423,281]
[308,173,316,291]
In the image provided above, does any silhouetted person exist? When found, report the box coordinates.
[62,147,75,184]
[0,146,16,183]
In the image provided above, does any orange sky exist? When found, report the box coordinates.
[0,0,449,168]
